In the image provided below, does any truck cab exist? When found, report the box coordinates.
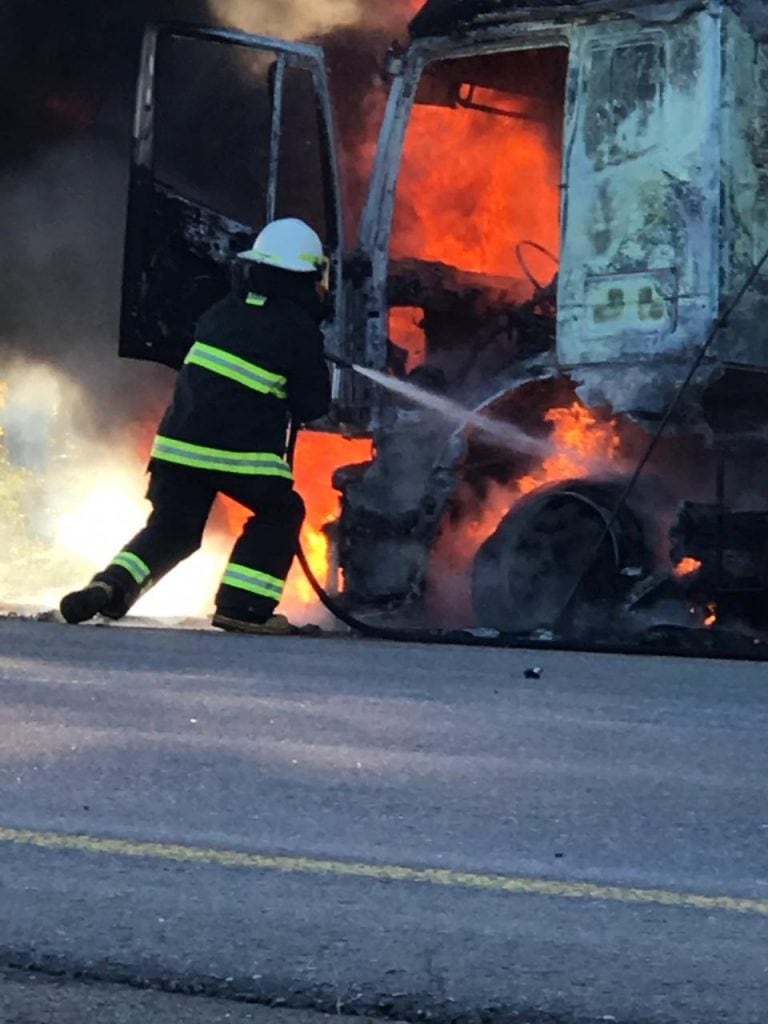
[120,1,768,634]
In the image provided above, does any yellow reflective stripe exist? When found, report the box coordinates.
[251,250,278,263]
[298,251,324,268]
[151,436,293,479]
[221,563,285,600]
[110,550,151,586]
[185,342,287,399]
[245,292,267,307]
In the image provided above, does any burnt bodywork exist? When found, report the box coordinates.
[121,1,768,638]
[121,25,345,370]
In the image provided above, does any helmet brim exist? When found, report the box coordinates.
[236,249,325,273]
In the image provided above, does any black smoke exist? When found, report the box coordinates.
[0,0,411,434]
[0,0,211,433]
[0,0,208,169]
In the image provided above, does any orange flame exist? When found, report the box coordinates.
[517,403,619,497]
[391,69,561,285]
[674,557,702,577]
[389,306,426,371]
[479,402,620,546]
[704,603,717,628]
[427,402,622,625]
[220,432,371,619]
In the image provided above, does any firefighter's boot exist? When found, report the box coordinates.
[60,581,116,624]
[211,612,295,635]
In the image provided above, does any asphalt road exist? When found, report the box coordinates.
[0,617,766,1024]
[0,965,379,1024]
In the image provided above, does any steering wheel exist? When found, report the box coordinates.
[515,241,559,292]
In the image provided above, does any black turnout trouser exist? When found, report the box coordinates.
[95,462,305,622]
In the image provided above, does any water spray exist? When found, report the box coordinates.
[328,354,570,461]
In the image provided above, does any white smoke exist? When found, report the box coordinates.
[0,358,328,624]
[0,138,326,624]
[0,358,217,620]
[207,0,415,37]
[0,0,404,626]
[208,0,363,36]
[0,138,202,619]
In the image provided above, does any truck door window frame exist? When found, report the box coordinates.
[121,23,343,367]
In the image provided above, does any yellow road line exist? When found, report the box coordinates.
[0,825,765,916]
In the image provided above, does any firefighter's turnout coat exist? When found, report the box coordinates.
[152,287,330,476]
[98,275,331,622]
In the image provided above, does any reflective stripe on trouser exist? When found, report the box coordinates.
[220,562,286,602]
[93,464,302,623]
[151,436,293,479]
[184,341,287,399]
[109,550,151,587]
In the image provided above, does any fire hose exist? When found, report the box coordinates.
[287,416,411,642]
[289,252,768,656]
[288,403,508,645]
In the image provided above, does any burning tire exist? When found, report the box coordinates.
[471,479,648,634]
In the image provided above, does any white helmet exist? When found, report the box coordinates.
[237,217,325,274]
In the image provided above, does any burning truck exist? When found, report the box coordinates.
[120,0,768,641]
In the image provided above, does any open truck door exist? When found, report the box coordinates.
[120,24,345,380]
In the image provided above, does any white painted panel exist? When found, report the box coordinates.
[558,10,721,367]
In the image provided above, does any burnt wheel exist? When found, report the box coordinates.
[471,479,648,634]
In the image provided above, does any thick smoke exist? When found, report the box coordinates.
[209,0,407,36]
[0,0,417,418]
[0,0,418,614]
[0,0,208,423]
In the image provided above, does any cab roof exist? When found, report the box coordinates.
[407,1,764,39]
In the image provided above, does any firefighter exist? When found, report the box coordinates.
[60,217,331,634]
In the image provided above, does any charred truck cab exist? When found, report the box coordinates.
[121,1,768,643]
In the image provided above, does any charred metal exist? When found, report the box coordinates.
[121,0,768,646]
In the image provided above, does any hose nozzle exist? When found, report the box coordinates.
[325,353,354,370]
